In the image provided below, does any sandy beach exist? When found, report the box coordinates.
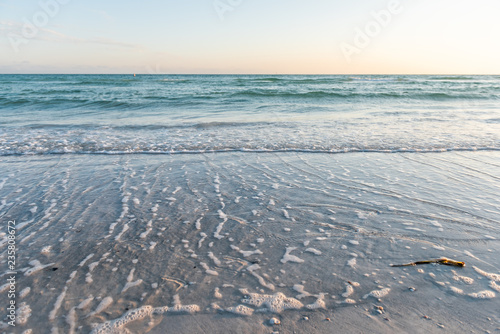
[1,151,499,333]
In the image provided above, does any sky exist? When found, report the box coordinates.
[0,0,499,74]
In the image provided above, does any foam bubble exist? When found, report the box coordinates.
[214,212,228,239]
[41,246,52,254]
[218,210,227,219]
[241,292,303,313]
[280,247,304,264]
[226,304,254,316]
[473,266,500,281]
[24,260,55,276]
[489,281,500,292]
[78,296,94,309]
[305,248,322,255]
[214,288,222,299]
[122,269,143,293]
[450,286,464,295]
[140,228,152,239]
[17,302,31,325]
[114,223,130,241]
[88,262,100,272]
[208,252,222,266]
[342,285,354,298]
[346,258,356,268]
[66,307,77,334]
[306,294,326,310]
[86,273,94,284]
[247,264,275,290]
[90,306,154,334]
[88,297,113,317]
[49,287,67,320]
[363,288,390,299]
[200,262,218,276]
[293,284,311,299]
[195,217,203,230]
[198,233,207,248]
[231,245,263,257]
[468,290,495,299]
[452,271,474,285]
[19,287,31,299]
[168,294,200,314]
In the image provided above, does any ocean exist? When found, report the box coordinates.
[1,74,500,155]
[0,75,499,333]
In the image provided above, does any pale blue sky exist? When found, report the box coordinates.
[1,0,499,74]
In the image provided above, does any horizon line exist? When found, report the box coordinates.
[0,73,499,76]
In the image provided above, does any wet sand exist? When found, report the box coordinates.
[0,151,499,333]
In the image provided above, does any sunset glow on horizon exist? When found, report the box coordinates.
[1,0,499,74]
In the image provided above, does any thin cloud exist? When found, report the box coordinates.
[1,21,144,50]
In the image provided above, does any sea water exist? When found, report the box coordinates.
[1,74,500,155]
[0,75,499,333]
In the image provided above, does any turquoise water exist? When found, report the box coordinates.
[1,74,499,155]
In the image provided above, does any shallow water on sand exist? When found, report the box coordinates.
[0,151,499,333]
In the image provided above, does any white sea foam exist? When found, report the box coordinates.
[452,271,474,285]
[226,304,254,316]
[468,290,495,299]
[19,287,31,298]
[208,252,222,266]
[78,296,94,310]
[293,284,311,299]
[346,258,357,268]
[305,248,322,255]
[473,266,500,281]
[247,264,275,290]
[122,269,143,293]
[66,307,77,334]
[200,262,218,276]
[24,260,55,276]
[342,285,354,298]
[17,302,31,325]
[280,247,304,264]
[363,288,390,299]
[450,286,464,295]
[489,281,500,292]
[49,287,67,321]
[306,294,326,310]
[90,306,155,334]
[88,297,114,317]
[241,292,303,313]
[230,245,263,257]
